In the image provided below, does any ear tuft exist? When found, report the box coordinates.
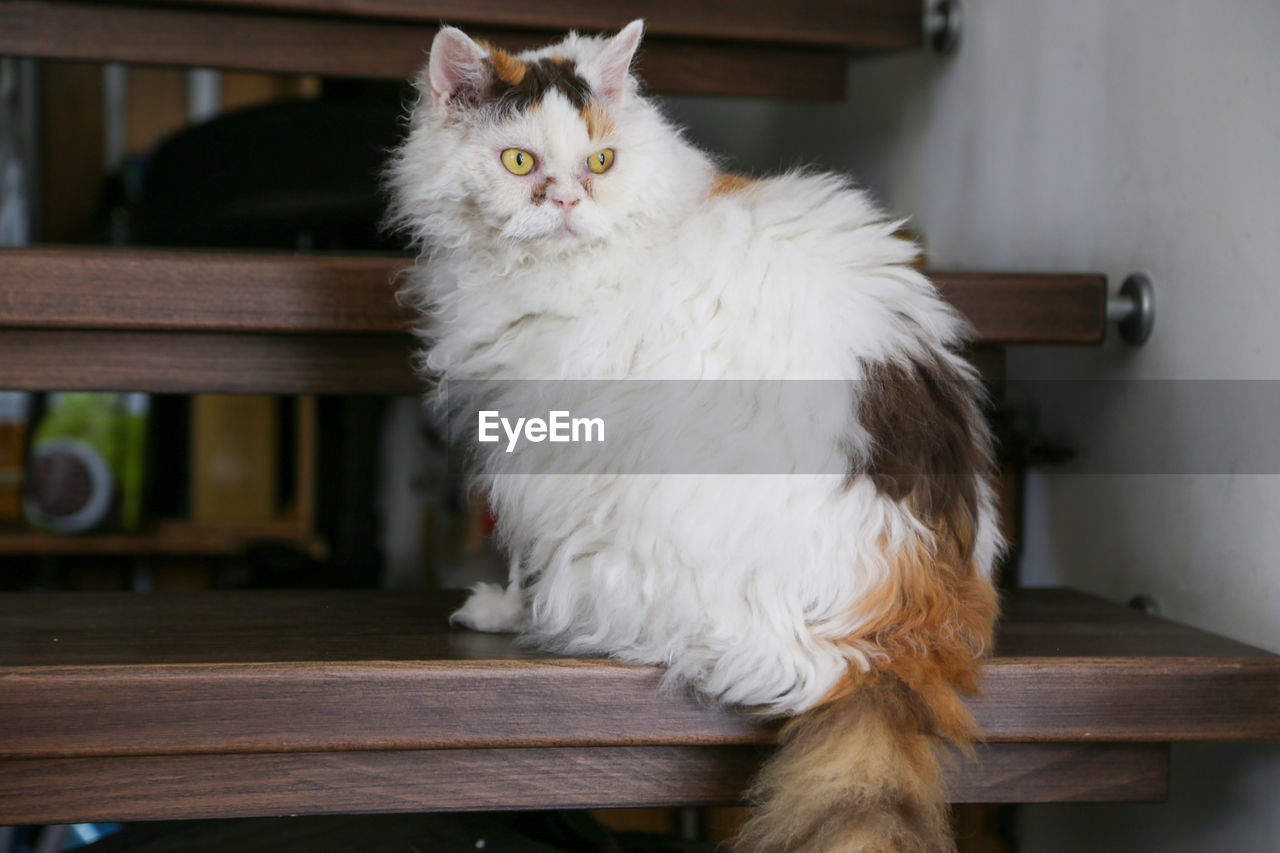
[593,19,644,100]
[427,27,490,107]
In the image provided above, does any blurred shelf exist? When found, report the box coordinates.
[0,587,1275,822]
[0,247,1107,394]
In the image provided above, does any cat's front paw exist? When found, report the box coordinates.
[449,582,526,633]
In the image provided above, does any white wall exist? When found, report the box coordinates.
[663,1,1280,848]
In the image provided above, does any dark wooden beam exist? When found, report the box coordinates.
[0,250,1108,342]
[0,250,413,334]
[2,587,1270,822]
[1,588,1274,763]
[0,249,1107,393]
[0,743,1169,825]
[141,0,925,49]
[0,328,419,394]
[934,271,1107,345]
[0,1,850,98]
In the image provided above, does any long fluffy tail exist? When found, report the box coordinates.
[734,669,976,853]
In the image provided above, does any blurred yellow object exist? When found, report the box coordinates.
[190,395,279,522]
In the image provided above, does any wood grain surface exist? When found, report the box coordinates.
[139,0,924,48]
[0,249,1106,392]
[0,588,1266,822]
[0,743,1169,825]
[0,519,326,558]
[0,250,412,333]
[0,1,851,98]
[0,328,419,394]
[0,249,1108,342]
[933,271,1107,344]
[1,588,1276,762]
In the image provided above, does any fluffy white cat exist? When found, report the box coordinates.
[388,21,1001,853]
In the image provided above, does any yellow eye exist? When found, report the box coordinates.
[587,148,615,174]
[501,148,535,175]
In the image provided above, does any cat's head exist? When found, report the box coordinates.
[390,20,685,252]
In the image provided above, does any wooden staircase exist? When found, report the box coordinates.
[1,0,1276,829]
[2,588,1276,823]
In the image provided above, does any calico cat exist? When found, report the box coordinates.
[387,20,1001,853]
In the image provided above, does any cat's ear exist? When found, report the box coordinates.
[591,19,644,100]
[425,26,490,109]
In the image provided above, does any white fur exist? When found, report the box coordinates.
[387,24,1001,715]
[450,582,526,633]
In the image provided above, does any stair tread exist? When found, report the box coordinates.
[0,248,1107,394]
[2,587,1276,759]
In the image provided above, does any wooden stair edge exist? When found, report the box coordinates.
[141,0,927,49]
[0,518,327,559]
[1,587,1275,761]
[0,247,1108,343]
[0,247,1107,393]
[0,1,864,99]
[0,742,1171,825]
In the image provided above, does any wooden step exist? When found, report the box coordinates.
[0,587,1274,823]
[0,0,924,99]
[0,519,327,559]
[0,247,1106,394]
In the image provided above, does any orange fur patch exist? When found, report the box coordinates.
[829,526,999,745]
[580,101,615,140]
[711,173,753,196]
[485,46,527,85]
[735,672,954,853]
[736,530,997,852]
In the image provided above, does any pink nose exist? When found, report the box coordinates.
[547,189,581,209]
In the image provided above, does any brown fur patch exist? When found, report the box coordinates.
[530,177,551,205]
[581,101,615,140]
[841,351,998,735]
[856,353,990,560]
[711,172,753,196]
[488,54,592,113]
[444,43,593,115]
